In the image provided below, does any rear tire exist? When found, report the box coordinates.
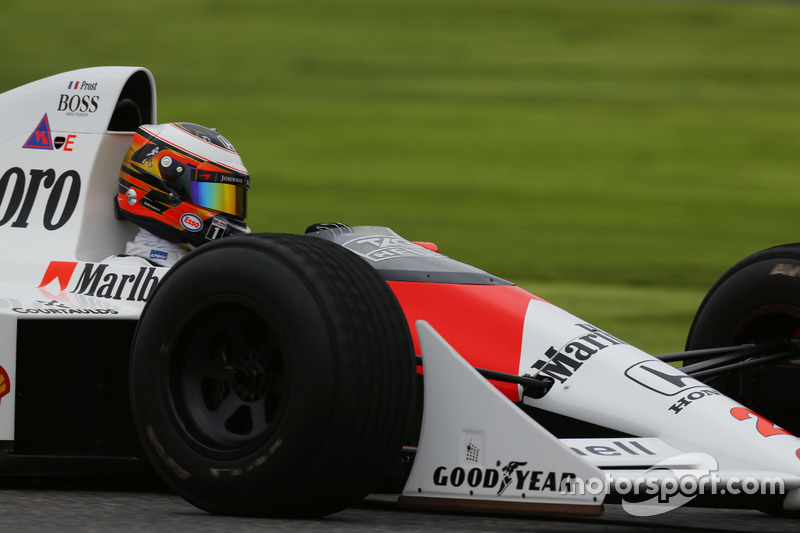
[686,243,800,434]
[130,233,416,517]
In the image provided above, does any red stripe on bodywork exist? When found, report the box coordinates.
[387,281,547,401]
[0,365,9,405]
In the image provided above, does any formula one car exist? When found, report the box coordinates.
[2,66,800,519]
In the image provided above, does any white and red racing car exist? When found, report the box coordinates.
[2,66,800,519]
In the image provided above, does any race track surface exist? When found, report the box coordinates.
[0,482,796,533]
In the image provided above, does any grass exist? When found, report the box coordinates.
[3,0,800,352]
[518,279,707,355]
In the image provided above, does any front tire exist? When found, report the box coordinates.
[130,233,416,517]
[686,243,800,434]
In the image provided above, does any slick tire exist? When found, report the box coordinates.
[130,233,416,517]
[686,243,800,434]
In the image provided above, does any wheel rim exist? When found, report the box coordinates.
[725,303,800,345]
[719,303,800,435]
[167,300,288,455]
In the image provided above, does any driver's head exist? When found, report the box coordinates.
[116,122,250,246]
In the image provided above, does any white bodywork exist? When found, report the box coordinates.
[2,68,800,516]
[404,308,800,514]
[0,67,168,441]
[402,321,605,516]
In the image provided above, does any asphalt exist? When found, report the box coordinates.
[0,484,796,533]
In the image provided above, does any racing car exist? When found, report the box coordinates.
[2,66,800,519]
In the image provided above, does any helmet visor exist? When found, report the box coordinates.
[186,179,247,218]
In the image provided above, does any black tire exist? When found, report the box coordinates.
[686,243,800,434]
[129,233,416,517]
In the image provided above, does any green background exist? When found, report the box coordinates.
[4,0,800,354]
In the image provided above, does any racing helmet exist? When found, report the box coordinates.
[116,122,250,246]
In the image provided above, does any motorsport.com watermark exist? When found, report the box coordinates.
[563,471,784,499]
[560,453,785,516]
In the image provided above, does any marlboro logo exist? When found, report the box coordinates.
[39,261,162,302]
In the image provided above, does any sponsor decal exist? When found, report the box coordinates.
[624,360,720,414]
[23,115,53,150]
[570,439,657,458]
[139,194,168,215]
[58,81,99,117]
[206,217,227,240]
[58,94,100,116]
[12,299,118,315]
[150,250,169,262]
[67,81,98,91]
[193,169,247,186]
[181,213,202,232]
[0,167,81,230]
[22,115,77,152]
[38,261,162,302]
[624,360,701,396]
[432,460,577,496]
[53,135,77,152]
[38,261,78,291]
[139,146,160,165]
[668,389,722,414]
[343,235,440,262]
[465,439,480,462]
[770,263,800,278]
[71,264,160,302]
[529,324,626,384]
[0,365,9,406]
